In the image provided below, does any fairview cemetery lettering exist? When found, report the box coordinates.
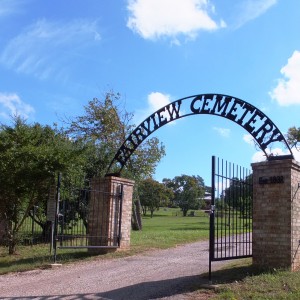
[107,94,293,174]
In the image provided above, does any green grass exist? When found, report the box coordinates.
[0,207,210,274]
[214,209,252,238]
[1,208,300,299]
[207,259,300,300]
[0,245,90,273]
[131,208,210,250]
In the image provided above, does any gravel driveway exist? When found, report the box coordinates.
[0,240,230,299]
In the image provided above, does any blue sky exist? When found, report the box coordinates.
[0,0,300,186]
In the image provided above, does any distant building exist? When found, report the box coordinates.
[203,191,211,209]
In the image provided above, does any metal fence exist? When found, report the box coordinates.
[3,176,123,252]
[209,156,253,280]
[17,206,52,246]
[56,179,123,249]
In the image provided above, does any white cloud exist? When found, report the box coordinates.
[251,151,266,162]
[233,0,277,28]
[126,0,225,41]
[0,19,101,80]
[213,127,230,138]
[269,51,300,106]
[0,93,35,120]
[251,147,299,163]
[251,148,281,162]
[148,92,171,111]
[134,92,172,125]
[215,179,230,197]
[243,134,255,146]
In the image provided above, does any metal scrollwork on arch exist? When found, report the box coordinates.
[106,93,293,175]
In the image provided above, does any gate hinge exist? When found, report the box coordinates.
[210,205,215,214]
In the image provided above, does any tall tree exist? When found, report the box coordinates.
[138,178,173,217]
[65,91,165,229]
[223,174,253,215]
[286,126,300,150]
[0,117,82,254]
[164,175,205,216]
[66,91,165,179]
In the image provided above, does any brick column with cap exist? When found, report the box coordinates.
[252,159,300,271]
[88,176,134,254]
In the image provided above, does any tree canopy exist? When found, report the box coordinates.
[222,174,253,216]
[163,174,205,216]
[286,126,300,150]
[65,91,166,230]
[0,117,82,254]
[138,178,173,217]
[66,92,165,180]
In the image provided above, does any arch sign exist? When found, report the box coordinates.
[106,94,293,175]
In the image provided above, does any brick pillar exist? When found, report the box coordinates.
[252,159,300,271]
[88,176,134,254]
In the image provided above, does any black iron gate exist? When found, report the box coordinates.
[53,175,123,253]
[209,156,253,280]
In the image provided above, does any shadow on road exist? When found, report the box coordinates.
[1,262,259,299]
[1,273,210,299]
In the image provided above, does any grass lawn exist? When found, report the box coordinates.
[206,258,300,300]
[0,207,210,274]
[131,207,210,251]
[1,207,300,299]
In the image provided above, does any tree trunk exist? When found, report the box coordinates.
[41,221,53,242]
[135,199,143,229]
[131,203,141,230]
[6,225,17,255]
[142,206,147,216]
[3,219,17,255]
[8,239,17,255]
[131,200,143,230]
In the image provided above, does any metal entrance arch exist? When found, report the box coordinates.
[106,93,293,176]
[102,93,294,280]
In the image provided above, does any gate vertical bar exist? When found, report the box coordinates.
[209,155,216,282]
[53,173,61,264]
[117,184,124,247]
[216,157,219,256]
[209,156,252,280]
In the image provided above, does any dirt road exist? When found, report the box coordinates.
[0,240,229,299]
